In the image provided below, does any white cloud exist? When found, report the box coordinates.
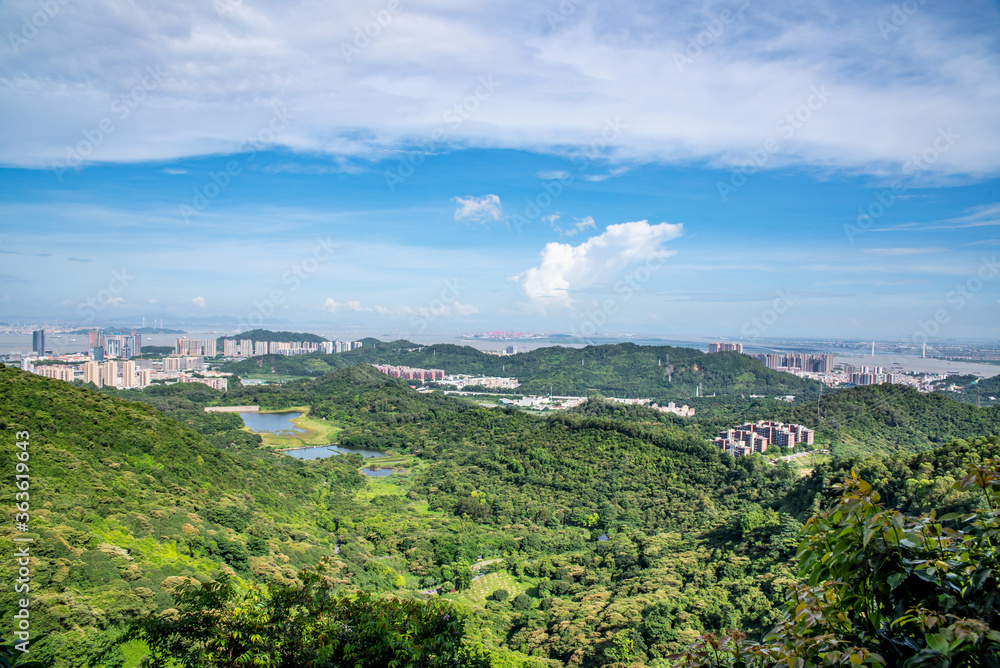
[583,168,630,182]
[453,301,480,315]
[2,2,998,176]
[861,247,946,256]
[191,296,206,307]
[453,194,503,224]
[513,220,683,312]
[322,298,371,313]
[550,214,597,237]
[874,203,1000,232]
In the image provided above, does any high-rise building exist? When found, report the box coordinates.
[137,369,152,387]
[32,329,45,356]
[121,360,137,388]
[89,329,105,349]
[752,352,833,373]
[100,361,118,387]
[83,361,101,386]
[36,365,74,382]
[708,342,742,354]
[103,332,141,358]
[223,339,237,357]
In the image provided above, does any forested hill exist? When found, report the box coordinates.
[569,385,1000,458]
[933,372,1000,406]
[0,367,531,666]
[220,340,821,400]
[215,328,328,343]
[784,384,1000,456]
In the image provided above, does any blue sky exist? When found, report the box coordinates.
[1,0,999,341]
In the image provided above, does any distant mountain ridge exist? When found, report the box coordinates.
[220,339,822,400]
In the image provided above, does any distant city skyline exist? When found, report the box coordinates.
[1,1,998,340]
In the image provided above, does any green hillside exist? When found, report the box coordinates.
[933,372,1000,406]
[6,359,1000,666]
[0,368,529,665]
[220,341,821,400]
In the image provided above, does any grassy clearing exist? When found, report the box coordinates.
[442,571,530,606]
[787,451,831,477]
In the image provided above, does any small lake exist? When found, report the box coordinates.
[362,467,393,477]
[283,445,389,460]
[240,411,305,436]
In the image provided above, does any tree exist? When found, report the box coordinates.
[492,589,510,603]
[456,565,474,591]
[97,562,499,668]
[512,593,532,610]
[675,458,1000,667]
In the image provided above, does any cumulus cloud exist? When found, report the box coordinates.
[191,296,206,308]
[322,298,371,313]
[2,1,997,176]
[453,194,503,224]
[513,220,683,312]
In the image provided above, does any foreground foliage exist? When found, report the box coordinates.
[675,443,1000,667]
[101,561,540,668]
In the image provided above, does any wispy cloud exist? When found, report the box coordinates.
[874,203,1000,232]
[322,298,371,313]
[192,296,206,308]
[583,167,630,182]
[547,214,598,237]
[2,2,999,176]
[452,194,503,224]
[860,247,946,256]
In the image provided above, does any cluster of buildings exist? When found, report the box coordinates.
[711,421,815,456]
[219,338,362,357]
[708,342,743,353]
[89,330,143,360]
[374,364,445,381]
[484,345,519,356]
[28,356,230,391]
[440,374,521,390]
[752,352,835,373]
[175,338,217,356]
[843,364,899,386]
[607,397,696,417]
[499,395,587,410]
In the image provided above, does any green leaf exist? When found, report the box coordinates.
[925,632,949,654]
[887,572,906,590]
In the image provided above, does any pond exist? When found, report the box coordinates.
[361,467,393,477]
[239,411,305,436]
[282,444,389,460]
